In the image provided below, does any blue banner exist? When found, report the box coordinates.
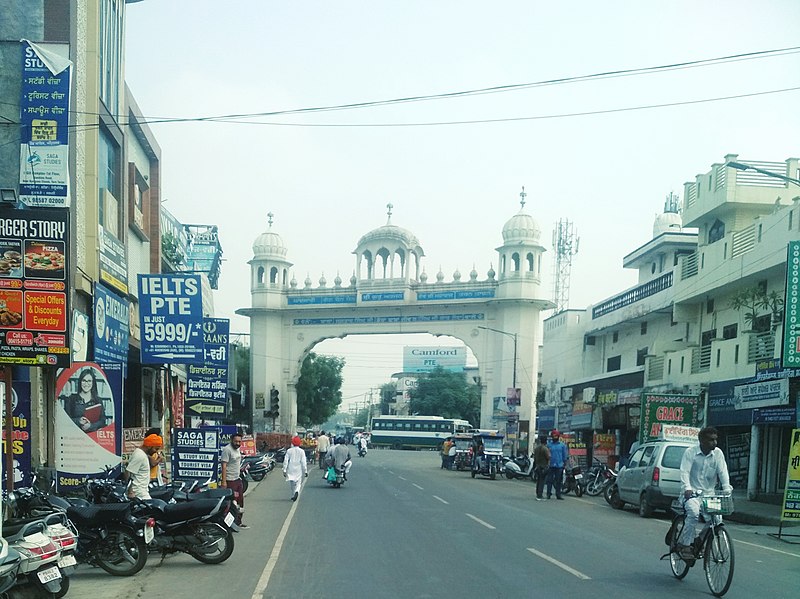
[93,282,129,373]
[288,294,356,305]
[186,318,229,417]
[19,41,71,208]
[138,274,204,364]
[1,381,33,489]
[172,428,219,482]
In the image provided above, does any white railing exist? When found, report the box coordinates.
[680,251,699,280]
[748,331,775,363]
[731,225,756,258]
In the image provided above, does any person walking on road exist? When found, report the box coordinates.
[221,433,247,528]
[316,430,331,469]
[677,427,732,558]
[546,430,569,500]
[533,435,551,500]
[283,436,308,501]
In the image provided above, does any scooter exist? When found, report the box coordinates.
[0,538,21,596]
[325,466,345,488]
[3,517,73,598]
[502,454,536,480]
[357,445,367,458]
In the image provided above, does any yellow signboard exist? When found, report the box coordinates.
[782,428,800,520]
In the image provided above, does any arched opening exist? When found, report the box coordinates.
[257,266,265,284]
[526,252,534,272]
[394,249,406,278]
[270,266,278,284]
[377,248,391,278]
[360,250,373,280]
[512,252,520,272]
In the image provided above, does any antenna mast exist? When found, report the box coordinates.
[552,218,579,313]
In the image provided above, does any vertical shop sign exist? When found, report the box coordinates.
[172,428,218,482]
[784,242,800,368]
[55,362,123,491]
[93,282,129,372]
[186,318,229,417]
[19,41,71,208]
[781,428,800,520]
[1,381,32,488]
[0,207,70,366]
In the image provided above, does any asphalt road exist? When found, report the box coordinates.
[70,449,799,599]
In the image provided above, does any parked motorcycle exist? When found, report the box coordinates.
[3,517,72,597]
[502,454,536,481]
[562,465,584,497]
[241,453,272,481]
[604,481,625,509]
[584,458,617,496]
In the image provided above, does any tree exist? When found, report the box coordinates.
[295,352,345,428]
[379,382,397,414]
[409,367,480,426]
[730,286,785,333]
[353,407,370,428]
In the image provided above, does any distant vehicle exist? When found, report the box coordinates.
[370,416,471,450]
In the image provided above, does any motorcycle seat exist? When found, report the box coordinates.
[67,502,130,523]
[159,498,220,523]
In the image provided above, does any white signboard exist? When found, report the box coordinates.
[734,378,789,410]
[403,346,466,373]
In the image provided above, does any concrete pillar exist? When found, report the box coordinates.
[747,424,759,500]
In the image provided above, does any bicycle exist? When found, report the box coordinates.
[662,492,735,597]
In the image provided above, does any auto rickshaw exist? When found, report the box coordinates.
[470,431,504,480]
[452,433,474,471]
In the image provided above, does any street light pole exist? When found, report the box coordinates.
[478,326,517,388]
[726,161,800,186]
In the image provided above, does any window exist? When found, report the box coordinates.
[612,331,619,343]
[641,321,647,335]
[680,356,685,373]
[526,252,534,272]
[641,445,656,467]
[99,0,123,115]
[98,127,120,236]
[512,252,520,271]
[607,355,621,371]
[701,329,716,346]
[662,446,687,469]
[716,348,721,367]
[629,447,645,468]
[585,336,596,346]
[636,347,648,366]
[706,298,714,314]
[708,219,725,243]
[722,324,737,340]
[734,345,740,364]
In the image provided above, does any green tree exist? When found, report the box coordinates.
[295,352,345,428]
[379,382,397,414]
[353,407,370,428]
[409,367,480,426]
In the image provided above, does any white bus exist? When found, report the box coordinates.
[370,415,472,450]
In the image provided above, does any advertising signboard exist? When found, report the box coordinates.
[403,346,466,373]
[781,428,800,521]
[0,207,70,366]
[172,428,219,482]
[55,362,123,491]
[784,242,800,368]
[93,282,129,370]
[98,226,128,295]
[733,378,789,411]
[639,393,700,443]
[186,318,229,417]
[19,41,71,208]
[122,427,146,464]
[1,380,32,489]
[137,274,203,364]
[184,225,222,290]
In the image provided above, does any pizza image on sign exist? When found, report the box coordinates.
[24,240,65,279]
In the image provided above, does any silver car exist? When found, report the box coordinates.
[616,439,693,517]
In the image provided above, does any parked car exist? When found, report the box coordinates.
[615,439,693,517]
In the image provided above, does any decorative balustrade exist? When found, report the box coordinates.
[591,271,673,319]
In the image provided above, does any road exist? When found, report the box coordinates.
[71,449,798,598]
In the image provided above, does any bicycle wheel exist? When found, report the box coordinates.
[704,526,734,597]
[668,517,690,579]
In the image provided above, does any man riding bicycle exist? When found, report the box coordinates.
[677,427,732,558]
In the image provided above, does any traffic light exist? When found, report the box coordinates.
[270,388,280,418]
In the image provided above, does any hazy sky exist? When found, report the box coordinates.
[124,1,800,408]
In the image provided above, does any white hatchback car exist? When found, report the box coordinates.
[615,439,693,517]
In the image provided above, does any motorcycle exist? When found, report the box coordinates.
[604,481,625,509]
[0,538,21,596]
[562,465,584,497]
[502,454,536,481]
[584,458,617,496]
[357,445,367,458]
[325,466,345,488]
[6,483,151,577]
[241,453,272,481]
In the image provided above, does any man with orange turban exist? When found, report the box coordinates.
[125,433,162,500]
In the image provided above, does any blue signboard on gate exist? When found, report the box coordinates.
[137,274,204,364]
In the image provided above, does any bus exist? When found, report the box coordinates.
[370,415,472,450]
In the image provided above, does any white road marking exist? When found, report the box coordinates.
[251,494,300,598]
[465,513,496,530]
[433,495,449,504]
[388,470,395,475]
[412,483,424,490]
[736,538,800,558]
[398,475,407,481]
[527,548,591,580]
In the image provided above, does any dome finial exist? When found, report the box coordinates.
[267,212,274,227]
[386,202,394,224]
[519,186,527,210]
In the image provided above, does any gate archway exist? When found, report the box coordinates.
[237,200,552,433]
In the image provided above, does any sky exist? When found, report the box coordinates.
[123,1,800,409]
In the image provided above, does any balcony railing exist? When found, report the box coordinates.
[592,271,673,319]
[691,345,712,374]
[731,225,756,258]
[748,331,775,363]
[679,251,699,280]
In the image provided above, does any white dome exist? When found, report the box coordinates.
[653,211,683,238]
[355,223,424,255]
[253,229,288,259]
[502,211,541,244]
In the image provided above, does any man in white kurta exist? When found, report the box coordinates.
[283,436,308,501]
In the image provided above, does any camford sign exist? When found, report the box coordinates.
[402,346,466,373]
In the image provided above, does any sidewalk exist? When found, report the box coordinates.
[725,490,795,529]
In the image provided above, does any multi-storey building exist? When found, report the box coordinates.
[542,155,799,501]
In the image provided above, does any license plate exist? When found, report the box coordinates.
[575,474,583,480]
[144,525,155,544]
[58,554,76,568]
[37,566,61,584]
[224,512,235,527]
